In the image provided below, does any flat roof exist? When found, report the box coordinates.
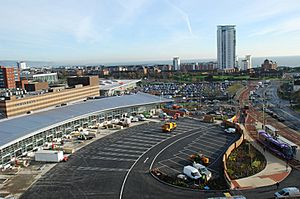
[0,92,171,149]
[100,79,141,91]
[32,73,58,77]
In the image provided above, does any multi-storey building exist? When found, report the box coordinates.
[17,61,27,70]
[241,55,252,71]
[0,66,20,89]
[173,57,180,71]
[0,76,100,117]
[261,59,278,71]
[217,25,236,69]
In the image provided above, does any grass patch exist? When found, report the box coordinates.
[226,83,244,96]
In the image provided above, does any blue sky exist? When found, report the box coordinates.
[0,0,300,64]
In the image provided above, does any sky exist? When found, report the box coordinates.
[1,0,300,64]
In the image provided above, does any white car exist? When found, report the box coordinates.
[177,174,187,181]
[192,162,212,181]
[137,114,146,121]
[225,128,236,134]
[274,187,300,198]
[131,117,139,122]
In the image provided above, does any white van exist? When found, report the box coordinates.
[183,165,201,180]
[193,162,212,181]
[274,187,300,198]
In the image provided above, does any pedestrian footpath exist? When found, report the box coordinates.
[231,125,291,189]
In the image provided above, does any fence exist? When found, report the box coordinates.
[222,122,245,189]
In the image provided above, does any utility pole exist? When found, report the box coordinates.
[262,74,266,130]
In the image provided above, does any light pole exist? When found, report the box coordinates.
[262,96,265,129]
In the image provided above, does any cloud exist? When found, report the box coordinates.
[250,17,300,37]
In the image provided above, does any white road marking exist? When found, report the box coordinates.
[135,132,170,139]
[120,124,213,199]
[90,156,136,162]
[144,157,149,163]
[173,154,189,161]
[198,136,228,145]
[168,158,186,167]
[110,144,149,150]
[116,141,153,147]
[123,138,157,144]
[103,147,144,154]
[158,162,182,173]
[186,144,215,155]
[190,140,224,149]
[77,167,129,172]
[129,135,163,141]
[97,152,140,158]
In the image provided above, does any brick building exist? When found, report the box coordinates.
[0,66,20,89]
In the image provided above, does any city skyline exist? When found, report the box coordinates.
[1,0,300,63]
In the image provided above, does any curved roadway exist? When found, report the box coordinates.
[21,117,299,199]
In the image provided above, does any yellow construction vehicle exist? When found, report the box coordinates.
[189,153,210,166]
[162,122,177,132]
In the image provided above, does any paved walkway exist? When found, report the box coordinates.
[231,124,292,190]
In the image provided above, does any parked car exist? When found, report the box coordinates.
[224,128,236,134]
[274,187,300,198]
[277,117,285,122]
[177,174,187,181]
[131,117,139,122]
[137,114,146,121]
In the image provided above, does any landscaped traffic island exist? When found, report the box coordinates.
[226,140,267,179]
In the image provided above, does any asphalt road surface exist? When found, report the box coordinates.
[255,81,300,131]
[153,122,239,180]
[21,118,300,199]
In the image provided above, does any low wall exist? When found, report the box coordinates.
[223,123,244,189]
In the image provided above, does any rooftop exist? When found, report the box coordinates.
[0,92,171,149]
[100,79,141,91]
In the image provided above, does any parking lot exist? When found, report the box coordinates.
[21,119,203,199]
[153,119,240,179]
[20,118,240,199]
[141,82,231,99]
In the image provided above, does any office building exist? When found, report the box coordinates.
[241,55,252,71]
[0,76,100,117]
[67,76,99,87]
[0,66,20,89]
[217,25,236,69]
[24,82,49,92]
[173,57,180,71]
[245,55,252,69]
[17,61,27,70]
[32,73,58,84]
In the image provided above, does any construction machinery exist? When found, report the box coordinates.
[189,153,210,166]
[173,113,180,120]
[162,122,177,132]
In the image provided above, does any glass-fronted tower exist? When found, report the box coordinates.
[217,25,236,69]
[173,56,180,71]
